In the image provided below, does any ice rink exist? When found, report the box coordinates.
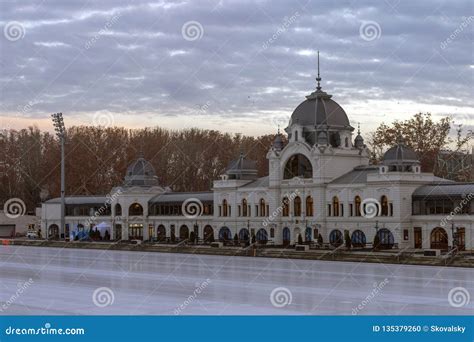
[0,245,472,315]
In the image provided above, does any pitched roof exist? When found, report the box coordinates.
[329,165,379,184]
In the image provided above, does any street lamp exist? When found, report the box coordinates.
[51,113,66,240]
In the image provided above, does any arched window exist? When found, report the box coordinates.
[354,196,361,217]
[306,196,313,216]
[242,199,248,217]
[115,203,122,216]
[332,196,339,217]
[282,197,289,216]
[351,230,366,247]
[129,203,143,216]
[259,198,266,217]
[256,228,268,244]
[239,228,249,241]
[376,228,394,249]
[381,196,388,216]
[283,154,313,179]
[345,137,349,147]
[294,196,301,216]
[222,199,228,217]
[219,227,231,241]
[329,229,343,247]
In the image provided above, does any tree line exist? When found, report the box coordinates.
[0,126,277,213]
[0,112,471,212]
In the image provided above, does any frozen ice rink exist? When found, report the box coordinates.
[0,245,472,315]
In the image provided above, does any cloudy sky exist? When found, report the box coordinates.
[0,0,472,136]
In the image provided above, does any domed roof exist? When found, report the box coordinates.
[124,154,159,186]
[226,152,258,180]
[287,51,352,131]
[289,91,351,129]
[382,136,419,165]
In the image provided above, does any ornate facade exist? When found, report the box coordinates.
[41,72,474,252]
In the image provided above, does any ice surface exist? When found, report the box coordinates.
[0,245,472,315]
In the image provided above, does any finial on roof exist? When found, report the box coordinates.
[357,122,361,135]
[277,124,280,134]
[316,50,322,91]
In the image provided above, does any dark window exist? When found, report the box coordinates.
[129,203,143,216]
[283,154,313,179]
[294,196,301,216]
[329,230,343,247]
[351,230,366,247]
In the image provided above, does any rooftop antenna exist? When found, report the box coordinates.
[316,50,322,91]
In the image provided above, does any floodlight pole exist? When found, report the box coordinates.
[51,113,66,240]
[60,132,65,239]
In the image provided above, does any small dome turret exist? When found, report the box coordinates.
[354,123,365,149]
[382,135,420,172]
[272,128,285,151]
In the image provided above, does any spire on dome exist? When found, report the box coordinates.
[316,50,322,91]
[306,51,331,100]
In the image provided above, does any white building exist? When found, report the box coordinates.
[41,72,474,252]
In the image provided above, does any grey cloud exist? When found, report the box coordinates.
[0,0,472,131]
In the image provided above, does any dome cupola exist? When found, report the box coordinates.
[226,152,258,180]
[124,153,159,186]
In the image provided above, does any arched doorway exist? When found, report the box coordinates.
[48,224,59,240]
[219,227,231,242]
[430,227,448,250]
[376,229,394,249]
[351,230,366,247]
[256,228,268,244]
[157,225,166,242]
[203,225,214,243]
[283,227,291,247]
[180,225,189,240]
[329,229,343,247]
[239,228,249,242]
